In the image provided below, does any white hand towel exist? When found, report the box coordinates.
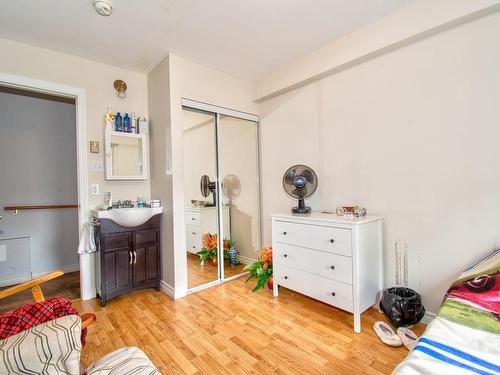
[78,222,97,254]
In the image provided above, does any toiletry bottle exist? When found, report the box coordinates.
[139,117,149,134]
[123,113,130,133]
[115,112,122,132]
[130,113,137,133]
[105,192,112,210]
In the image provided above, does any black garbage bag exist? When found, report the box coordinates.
[379,287,425,328]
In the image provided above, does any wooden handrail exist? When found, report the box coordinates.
[4,204,78,211]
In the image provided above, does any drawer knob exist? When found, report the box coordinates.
[283,231,287,235]
[329,239,335,243]
[330,265,335,270]
[192,232,196,235]
[284,276,288,280]
[331,292,336,296]
[284,254,288,258]
[191,218,196,220]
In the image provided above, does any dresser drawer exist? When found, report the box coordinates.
[101,232,131,252]
[185,225,201,252]
[274,221,351,256]
[185,211,201,225]
[275,264,353,312]
[274,243,352,285]
[135,229,158,246]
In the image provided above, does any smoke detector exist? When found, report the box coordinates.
[94,0,113,16]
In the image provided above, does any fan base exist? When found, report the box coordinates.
[292,206,311,214]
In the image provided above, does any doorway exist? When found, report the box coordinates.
[182,99,262,292]
[0,73,90,309]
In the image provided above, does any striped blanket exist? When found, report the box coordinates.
[394,250,500,375]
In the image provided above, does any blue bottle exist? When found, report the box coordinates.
[115,112,122,131]
[123,113,131,133]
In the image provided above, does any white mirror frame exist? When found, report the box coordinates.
[104,128,149,180]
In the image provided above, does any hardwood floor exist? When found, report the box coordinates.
[74,278,424,374]
[187,252,247,289]
[0,271,80,313]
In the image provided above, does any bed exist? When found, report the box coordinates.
[393,249,500,375]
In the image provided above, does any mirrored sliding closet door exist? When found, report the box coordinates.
[182,103,261,291]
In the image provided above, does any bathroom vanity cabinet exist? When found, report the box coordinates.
[96,213,161,306]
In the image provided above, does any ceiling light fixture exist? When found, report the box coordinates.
[93,0,113,16]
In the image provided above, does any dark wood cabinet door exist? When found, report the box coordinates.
[104,248,133,291]
[101,232,133,304]
[133,229,159,287]
[134,245,159,286]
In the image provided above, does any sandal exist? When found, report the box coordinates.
[397,327,419,351]
[373,321,402,347]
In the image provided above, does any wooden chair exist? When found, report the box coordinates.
[0,270,96,329]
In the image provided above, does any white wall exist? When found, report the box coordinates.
[149,54,258,295]
[0,38,150,210]
[259,11,500,313]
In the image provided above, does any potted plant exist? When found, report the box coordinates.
[197,233,217,266]
[197,233,234,266]
[244,247,273,291]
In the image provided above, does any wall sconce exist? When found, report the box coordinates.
[113,79,127,98]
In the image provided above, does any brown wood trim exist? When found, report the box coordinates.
[80,313,97,329]
[0,271,64,300]
[4,204,79,211]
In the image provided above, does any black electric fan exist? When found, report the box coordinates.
[282,165,318,214]
[200,175,217,207]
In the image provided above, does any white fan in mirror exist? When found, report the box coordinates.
[222,174,241,204]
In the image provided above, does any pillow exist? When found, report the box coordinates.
[86,346,161,375]
[0,315,82,375]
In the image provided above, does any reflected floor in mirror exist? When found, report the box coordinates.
[187,253,247,289]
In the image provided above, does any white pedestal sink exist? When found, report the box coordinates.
[92,207,163,227]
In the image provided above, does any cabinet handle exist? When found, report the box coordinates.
[330,265,335,270]
[192,232,196,235]
[284,276,288,280]
[330,239,335,243]
[331,292,336,296]
[129,251,133,265]
[191,218,196,220]
[133,251,137,264]
[283,231,287,235]
[283,254,288,258]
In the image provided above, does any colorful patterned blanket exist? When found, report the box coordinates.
[394,249,500,375]
[0,297,87,346]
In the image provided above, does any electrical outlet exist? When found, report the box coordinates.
[0,245,6,262]
[91,184,100,196]
[91,160,104,172]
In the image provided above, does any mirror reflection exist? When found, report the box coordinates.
[183,109,220,288]
[218,115,260,280]
[183,108,261,290]
[109,134,142,176]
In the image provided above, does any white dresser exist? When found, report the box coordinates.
[185,206,230,253]
[271,212,383,333]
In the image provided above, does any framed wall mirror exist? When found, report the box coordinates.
[105,128,149,180]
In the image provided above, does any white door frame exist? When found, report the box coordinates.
[0,72,94,300]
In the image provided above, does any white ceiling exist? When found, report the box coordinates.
[0,0,414,80]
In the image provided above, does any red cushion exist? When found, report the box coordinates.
[0,297,87,346]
